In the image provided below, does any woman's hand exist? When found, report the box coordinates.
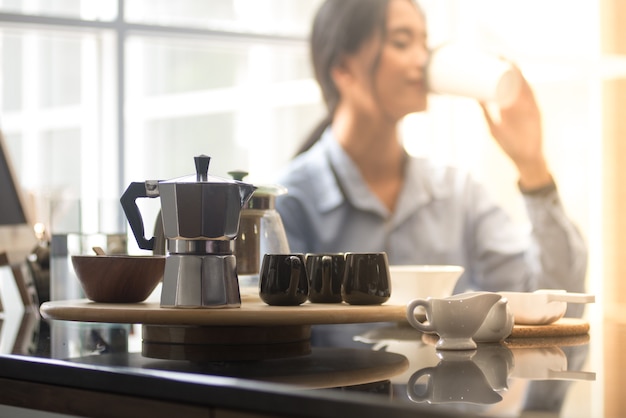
[481,68,553,190]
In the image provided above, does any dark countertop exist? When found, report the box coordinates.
[0,297,610,418]
[0,312,461,418]
[0,352,434,418]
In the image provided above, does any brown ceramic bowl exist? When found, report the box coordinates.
[71,255,166,303]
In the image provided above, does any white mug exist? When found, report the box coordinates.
[427,43,522,108]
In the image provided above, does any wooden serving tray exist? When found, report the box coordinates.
[40,296,407,327]
[40,298,590,337]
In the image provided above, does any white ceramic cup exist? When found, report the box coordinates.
[427,43,522,107]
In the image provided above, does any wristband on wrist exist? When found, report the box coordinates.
[518,177,557,196]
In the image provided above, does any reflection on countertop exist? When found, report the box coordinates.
[351,322,594,416]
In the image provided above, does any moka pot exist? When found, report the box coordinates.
[120,155,256,308]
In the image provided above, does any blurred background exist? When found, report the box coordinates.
[1,1,626,415]
[1,0,625,319]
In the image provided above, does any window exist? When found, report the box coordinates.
[1,0,325,242]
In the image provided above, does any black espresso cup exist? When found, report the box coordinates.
[306,253,345,303]
[259,253,309,306]
[342,252,391,305]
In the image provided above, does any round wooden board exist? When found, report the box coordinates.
[40,296,407,326]
[40,298,591,339]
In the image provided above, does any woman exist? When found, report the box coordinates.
[275,0,587,312]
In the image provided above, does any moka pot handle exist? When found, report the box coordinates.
[120,180,160,250]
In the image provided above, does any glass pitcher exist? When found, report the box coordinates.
[229,172,290,288]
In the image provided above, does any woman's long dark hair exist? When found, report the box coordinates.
[296,0,390,155]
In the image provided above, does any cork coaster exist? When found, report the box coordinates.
[420,317,590,348]
[508,317,589,339]
[504,333,590,348]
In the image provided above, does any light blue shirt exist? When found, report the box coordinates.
[275,129,587,308]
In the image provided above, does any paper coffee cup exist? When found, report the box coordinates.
[427,44,522,107]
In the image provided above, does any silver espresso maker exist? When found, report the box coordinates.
[120,155,256,308]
